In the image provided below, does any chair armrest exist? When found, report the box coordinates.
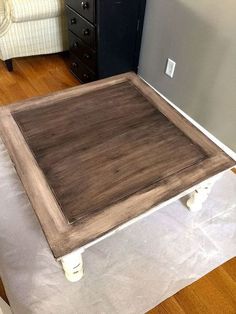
[0,0,11,37]
[10,0,65,23]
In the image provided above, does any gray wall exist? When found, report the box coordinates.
[139,0,236,152]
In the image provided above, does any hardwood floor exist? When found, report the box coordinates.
[0,278,8,304]
[0,55,235,312]
[149,257,236,314]
[0,54,78,106]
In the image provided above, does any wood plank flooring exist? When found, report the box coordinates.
[0,55,235,312]
[0,54,78,106]
[149,257,236,314]
[0,278,8,304]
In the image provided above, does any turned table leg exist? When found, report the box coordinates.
[186,174,222,212]
[61,249,85,282]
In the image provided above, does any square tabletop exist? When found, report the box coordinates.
[0,73,234,258]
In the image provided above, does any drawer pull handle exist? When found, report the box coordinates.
[83,73,89,80]
[70,18,77,25]
[73,42,79,48]
[81,1,89,9]
[83,53,91,60]
[83,28,90,36]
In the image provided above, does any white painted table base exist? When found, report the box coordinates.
[187,174,222,212]
[60,249,84,282]
[59,174,222,282]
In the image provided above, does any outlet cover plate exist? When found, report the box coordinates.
[165,58,176,78]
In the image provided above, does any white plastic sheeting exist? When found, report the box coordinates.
[0,138,235,314]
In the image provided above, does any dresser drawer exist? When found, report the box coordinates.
[67,7,96,48]
[66,0,95,24]
[70,54,96,83]
[69,31,96,72]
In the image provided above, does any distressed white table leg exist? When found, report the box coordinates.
[61,249,84,282]
[186,173,223,212]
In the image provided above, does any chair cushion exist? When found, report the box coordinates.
[11,0,65,23]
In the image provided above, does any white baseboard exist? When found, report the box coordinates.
[140,76,236,161]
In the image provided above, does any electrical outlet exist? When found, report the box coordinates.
[165,58,176,78]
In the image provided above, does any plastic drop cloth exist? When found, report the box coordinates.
[0,137,235,314]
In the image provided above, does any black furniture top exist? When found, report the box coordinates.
[65,0,146,83]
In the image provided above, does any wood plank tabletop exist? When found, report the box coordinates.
[0,73,234,258]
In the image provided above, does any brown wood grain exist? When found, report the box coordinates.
[0,72,235,258]
[12,81,207,223]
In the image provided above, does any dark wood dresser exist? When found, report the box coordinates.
[65,0,146,83]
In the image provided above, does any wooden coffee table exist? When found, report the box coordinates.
[0,73,234,281]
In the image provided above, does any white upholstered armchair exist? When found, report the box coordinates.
[0,0,68,71]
